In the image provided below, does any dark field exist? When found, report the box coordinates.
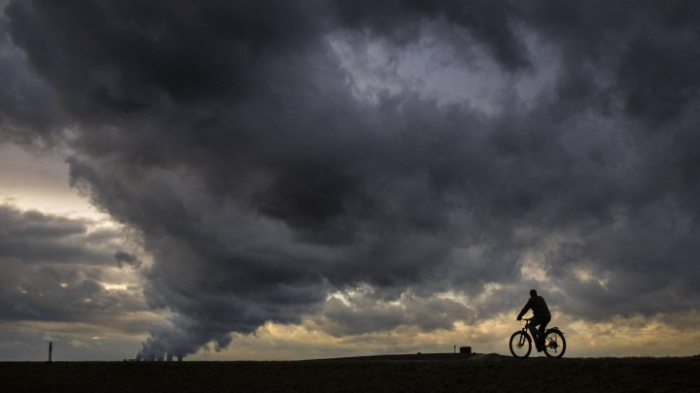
[2,354,699,393]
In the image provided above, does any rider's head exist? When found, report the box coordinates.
[530,289,537,297]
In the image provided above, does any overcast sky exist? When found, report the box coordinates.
[2,0,700,360]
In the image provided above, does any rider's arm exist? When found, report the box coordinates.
[516,299,532,320]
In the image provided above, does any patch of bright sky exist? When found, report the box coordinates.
[0,143,108,221]
[0,314,163,361]
[192,308,700,360]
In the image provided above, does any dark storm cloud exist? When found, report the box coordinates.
[0,0,63,145]
[3,0,700,356]
[0,204,146,326]
[114,250,141,269]
[330,0,530,70]
[524,0,700,122]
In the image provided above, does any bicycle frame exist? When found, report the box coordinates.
[519,318,539,344]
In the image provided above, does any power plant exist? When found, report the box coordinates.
[133,350,183,362]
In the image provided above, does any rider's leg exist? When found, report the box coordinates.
[537,318,551,347]
[528,317,543,348]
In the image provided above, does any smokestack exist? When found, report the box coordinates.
[48,342,52,362]
[167,353,173,362]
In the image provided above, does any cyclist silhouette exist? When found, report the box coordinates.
[517,289,551,352]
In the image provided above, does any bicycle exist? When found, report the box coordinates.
[509,318,566,359]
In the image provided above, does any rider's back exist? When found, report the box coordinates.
[525,295,551,318]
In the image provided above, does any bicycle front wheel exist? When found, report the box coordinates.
[543,330,566,358]
[509,331,531,359]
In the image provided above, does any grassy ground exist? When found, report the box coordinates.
[2,356,699,392]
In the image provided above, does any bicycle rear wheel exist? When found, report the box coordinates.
[509,331,531,359]
[543,330,566,358]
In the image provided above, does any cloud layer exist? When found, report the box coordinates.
[3,1,700,357]
[0,204,147,328]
